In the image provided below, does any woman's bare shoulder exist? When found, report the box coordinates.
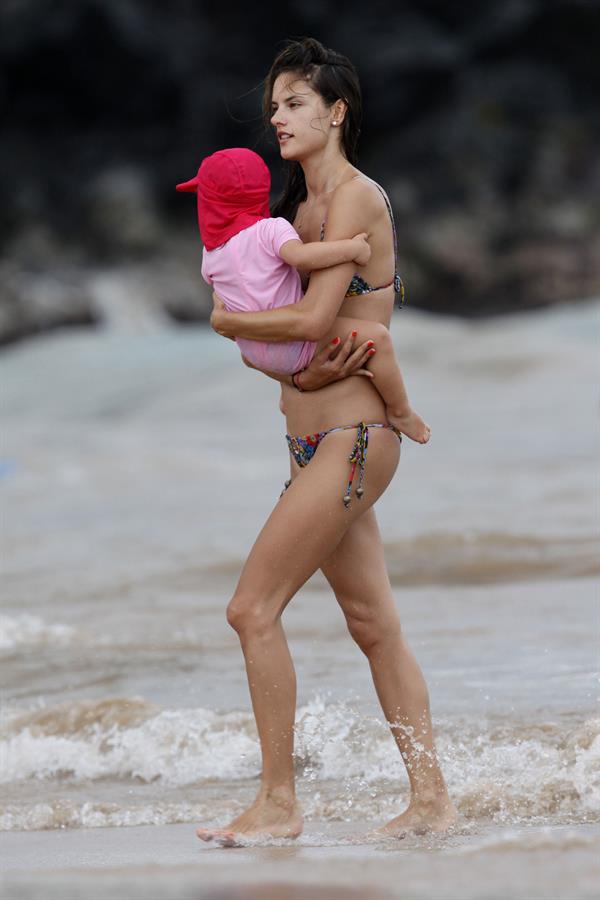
[331,174,388,218]
[326,174,385,233]
[335,173,384,202]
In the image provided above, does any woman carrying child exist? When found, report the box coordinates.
[188,37,457,844]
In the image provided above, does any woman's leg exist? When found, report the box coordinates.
[319,508,458,836]
[316,316,430,443]
[196,427,401,843]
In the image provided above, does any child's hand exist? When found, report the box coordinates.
[352,232,371,266]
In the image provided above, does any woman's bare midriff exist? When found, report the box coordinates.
[283,290,395,436]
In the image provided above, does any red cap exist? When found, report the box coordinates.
[176,148,271,250]
[176,176,200,192]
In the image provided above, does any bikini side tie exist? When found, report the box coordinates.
[343,422,369,508]
[281,422,401,507]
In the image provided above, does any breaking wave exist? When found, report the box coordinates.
[1,696,598,830]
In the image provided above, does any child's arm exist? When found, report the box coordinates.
[279,232,370,271]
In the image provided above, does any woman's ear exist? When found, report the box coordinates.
[331,100,347,126]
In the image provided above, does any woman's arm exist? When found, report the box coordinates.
[211,180,378,344]
[240,352,293,386]
[241,330,376,391]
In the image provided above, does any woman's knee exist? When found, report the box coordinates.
[225,591,278,638]
[367,321,393,350]
[345,604,401,655]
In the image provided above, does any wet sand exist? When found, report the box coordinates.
[1,821,599,900]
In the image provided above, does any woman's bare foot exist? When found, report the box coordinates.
[388,409,431,444]
[196,788,303,847]
[367,795,458,840]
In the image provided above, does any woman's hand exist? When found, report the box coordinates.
[210,291,235,340]
[297,330,376,391]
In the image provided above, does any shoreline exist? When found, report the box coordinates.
[1,822,599,900]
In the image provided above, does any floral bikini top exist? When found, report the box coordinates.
[319,177,405,306]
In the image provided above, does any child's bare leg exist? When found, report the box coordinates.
[316,317,431,444]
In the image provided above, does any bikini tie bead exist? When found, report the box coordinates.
[284,421,400,507]
[394,273,405,305]
[342,422,370,508]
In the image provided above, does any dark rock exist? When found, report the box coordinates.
[0,260,99,348]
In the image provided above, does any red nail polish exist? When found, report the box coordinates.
[367,341,374,348]
[351,330,357,337]
[332,337,341,345]
[368,348,376,354]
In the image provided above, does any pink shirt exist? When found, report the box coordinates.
[201,217,317,373]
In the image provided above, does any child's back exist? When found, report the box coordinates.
[201,217,316,373]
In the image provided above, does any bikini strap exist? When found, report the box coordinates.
[320,176,405,306]
[368,181,405,306]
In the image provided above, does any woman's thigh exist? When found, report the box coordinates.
[232,428,401,616]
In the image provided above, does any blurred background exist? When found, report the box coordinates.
[1,2,599,883]
[1,0,599,345]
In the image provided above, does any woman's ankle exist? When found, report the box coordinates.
[259,783,297,808]
[409,780,452,809]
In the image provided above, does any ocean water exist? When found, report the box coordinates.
[0,300,598,866]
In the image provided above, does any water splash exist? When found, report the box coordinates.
[1,695,598,829]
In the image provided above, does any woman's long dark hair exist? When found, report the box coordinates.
[263,38,362,223]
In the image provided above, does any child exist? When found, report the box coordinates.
[177,148,429,443]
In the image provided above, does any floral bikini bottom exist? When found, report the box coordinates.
[281,421,402,508]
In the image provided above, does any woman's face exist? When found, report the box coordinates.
[270,73,336,161]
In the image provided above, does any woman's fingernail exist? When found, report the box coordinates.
[368,348,376,354]
[367,341,374,347]
[332,337,341,345]
[351,330,357,337]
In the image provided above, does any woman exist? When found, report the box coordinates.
[197,38,457,844]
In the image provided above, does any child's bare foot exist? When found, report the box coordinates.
[388,409,431,444]
[196,789,303,847]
